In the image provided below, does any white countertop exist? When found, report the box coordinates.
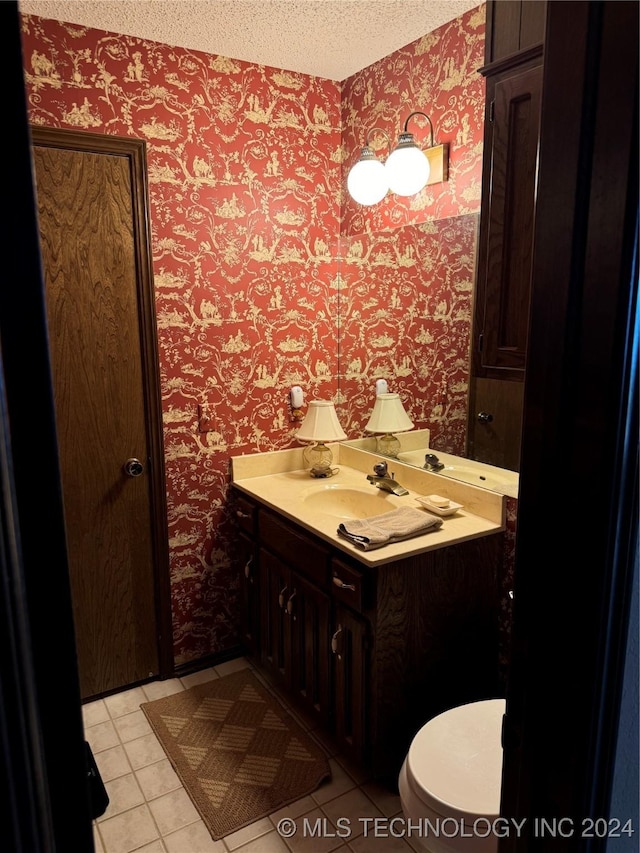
[231,445,506,567]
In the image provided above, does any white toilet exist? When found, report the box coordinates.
[398,698,506,853]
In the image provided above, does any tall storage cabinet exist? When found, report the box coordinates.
[467,0,546,470]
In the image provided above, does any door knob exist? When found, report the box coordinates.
[123,457,144,477]
[477,412,494,423]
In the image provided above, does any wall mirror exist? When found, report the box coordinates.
[334,6,524,497]
[336,220,522,499]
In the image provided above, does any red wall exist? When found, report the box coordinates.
[21,6,486,666]
[341,4,486,236]
[338,6,486,450]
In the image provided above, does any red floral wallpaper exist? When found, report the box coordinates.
[337,6,485,453]
[20,6,496,669]
[341,4,486,236]
[338,214,479,456]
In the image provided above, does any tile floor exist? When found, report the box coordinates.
[86,656,420,853]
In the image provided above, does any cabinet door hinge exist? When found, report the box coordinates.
[489,100,495,123]
[478,332,484,352]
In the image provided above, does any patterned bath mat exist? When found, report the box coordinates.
[140,668,331,840]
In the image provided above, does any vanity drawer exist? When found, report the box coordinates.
[234,494,257,536]
[259,510,329,587]
[331,559,365,614]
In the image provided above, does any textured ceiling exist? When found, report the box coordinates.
[19,0,481,80]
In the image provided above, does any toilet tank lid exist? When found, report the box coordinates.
[406,698,506,819]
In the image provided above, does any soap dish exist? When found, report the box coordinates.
[415,495,464,517]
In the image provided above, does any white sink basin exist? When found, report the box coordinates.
[301,484,405,519]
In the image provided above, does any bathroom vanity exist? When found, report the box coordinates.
[231,446,506,782]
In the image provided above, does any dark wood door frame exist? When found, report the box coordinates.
[1,3,93,849]
[500,1,638,848]
[30,126,174,691]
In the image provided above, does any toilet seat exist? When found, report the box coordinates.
[399,699,506,853]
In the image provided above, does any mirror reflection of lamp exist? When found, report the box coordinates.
[296,400,347,478]
[364,392,414,458]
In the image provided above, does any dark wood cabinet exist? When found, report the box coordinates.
[258,512,332,729]
[238,532,259,658]
[331,602,368,763]
[467,0,546,470]
[261,550,334,719]
[236,495,260,659]
[233,488,504,783]
[289,571,331,728]
[260,547,292,684]
[485,0,546,65]
[478,64,543,377]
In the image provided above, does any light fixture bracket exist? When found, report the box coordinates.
[401,111,448,185]
[424,142,449,185]
[364,127,391,158]
[403,111,435,148]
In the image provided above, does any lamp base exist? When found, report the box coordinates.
[303,442,334,477]
[376,433,401,458]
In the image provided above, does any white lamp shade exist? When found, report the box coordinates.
[347,157,389,206]
[296,400,347,443]
[385,143,430,196]
[364,393,414,433]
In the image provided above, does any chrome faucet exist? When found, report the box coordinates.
[423,453,445,472]
[366,461,409,496]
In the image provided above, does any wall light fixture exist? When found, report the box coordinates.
[346,128,390,206]
[347,111,449,205]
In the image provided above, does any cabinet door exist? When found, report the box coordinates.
[486,0,546,65]
[480,64,543,375]
[260,548,291,685]
[331,605,368,763]
[238,532,259,659]
[289,572,331,728]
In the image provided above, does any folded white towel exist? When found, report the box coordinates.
[337,506,443,551]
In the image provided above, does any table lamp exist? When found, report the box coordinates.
[364,392,414,458]
[296,400,347,477]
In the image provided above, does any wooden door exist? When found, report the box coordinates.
[31,127,171,701]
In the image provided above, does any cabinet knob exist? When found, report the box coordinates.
[331,626,342,657]
[236,510,251,519]
[278,586,288,609]
[286,591,297,616]
[332,576,356,592]
[244,555,253,580]
[477,411,494,423]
